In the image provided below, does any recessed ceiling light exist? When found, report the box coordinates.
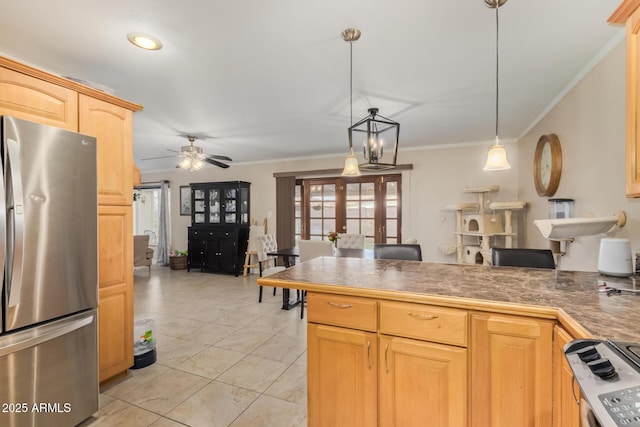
[127,32,163,50]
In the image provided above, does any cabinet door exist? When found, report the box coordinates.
[187,229,205,271]
[219,238,237,273]
[308,323,377,427]
[627,5,640,196]
[79,95,133,206]
[470,313,554,427]
[98,205,133,383]
[553,326,581,427]
[379,335,467,427]
[0,67,78,131]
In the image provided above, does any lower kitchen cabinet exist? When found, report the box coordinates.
[553,325,581,427]
[307,293,467,427]
[379,335,467,426]
[470,312,554,427]
[307,323,378,427]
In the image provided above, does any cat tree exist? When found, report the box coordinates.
[441,186,526,265]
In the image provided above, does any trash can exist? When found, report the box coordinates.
[131,319,156,369]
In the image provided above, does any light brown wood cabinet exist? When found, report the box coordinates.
[610,0,640,196]
[0,66,78,130]
[552,325,581,427]
[307,293,468,427]
[308,323,378,427]
[470,312,554,427]
[0,56,141,384]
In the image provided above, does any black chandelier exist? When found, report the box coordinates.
[349,107,400,171]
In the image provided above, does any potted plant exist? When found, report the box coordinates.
[169,249,188,270]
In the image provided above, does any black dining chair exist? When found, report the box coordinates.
[373,244,422,261]
[491,248,556,269]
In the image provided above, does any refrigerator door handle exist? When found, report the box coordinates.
[0,312,94,357]
[6,137,24,307]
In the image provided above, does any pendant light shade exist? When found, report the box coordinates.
[483,0,511,171]
[341,28,362,176]
[483,137,510,171]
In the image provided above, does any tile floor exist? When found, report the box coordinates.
[81,266,307,427]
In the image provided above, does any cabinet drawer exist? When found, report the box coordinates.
[307,293,377,332]
[379,301,467,347]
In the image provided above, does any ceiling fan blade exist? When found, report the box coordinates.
[204,154,233,161]
[141,154,179,161]
[167,148,180,154]
[204,158,230,168]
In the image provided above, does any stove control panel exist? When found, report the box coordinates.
[565,339,640,427]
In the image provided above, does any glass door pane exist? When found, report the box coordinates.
[308,182,336,240]
[209,189,220,223]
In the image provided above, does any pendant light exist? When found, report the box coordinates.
[483,0,511,171]
[342,28,362,176]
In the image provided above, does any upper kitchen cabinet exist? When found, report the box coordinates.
[0,65,78,130]
[610,0,640,196]
[79,95,133,206]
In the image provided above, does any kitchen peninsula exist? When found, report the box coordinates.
[258,257,640,426]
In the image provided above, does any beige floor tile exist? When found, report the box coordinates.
[153,314,210,338]
[78,398,161,426]
[217,355,289,393]
[103,364,171,397]
[214,329,273,354]
[149,417,186,426]
[209,309,263,328]
[175,346,246,379]
[229,394,306,427]
[165,381,258,427]
[252,334,306,364]
[177,322,237,345]
[293,350,307,368]
[156,336,209,367]
[264,364,307,405]
[106,369,210,416]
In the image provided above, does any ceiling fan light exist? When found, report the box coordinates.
[342,148,361,176]
[483,138,511,171]
[192,158,204,170]
[179,157,192,169]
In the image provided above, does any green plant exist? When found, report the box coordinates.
[172,249,188,257]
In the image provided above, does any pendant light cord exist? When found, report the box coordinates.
[495,3,499,140]
[349,39,354,149]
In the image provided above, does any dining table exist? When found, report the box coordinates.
[266,247,300,310]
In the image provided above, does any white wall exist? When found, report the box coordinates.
[518,40,640,272]
[143,39,635,273]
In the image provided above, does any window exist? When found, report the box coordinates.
[133,188,161,246]
[299,174,401,246]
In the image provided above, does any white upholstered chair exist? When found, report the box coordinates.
[256,234,286,303]
[336,233,365,249]
[297,239,334,318]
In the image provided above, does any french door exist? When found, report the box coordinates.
[296,174,401,247]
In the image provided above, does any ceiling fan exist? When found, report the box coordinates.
[141,135,232,170]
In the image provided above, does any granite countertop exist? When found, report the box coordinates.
[257,257,640,342]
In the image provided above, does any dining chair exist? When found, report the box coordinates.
[491,248,556,269]
[373,243,422,261]
[337,233,365,249]
[297,239,334,319]
[256,234,287,302]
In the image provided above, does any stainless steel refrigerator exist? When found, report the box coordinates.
[0,116,98,427]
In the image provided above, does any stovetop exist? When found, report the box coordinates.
[565,339,640,426]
